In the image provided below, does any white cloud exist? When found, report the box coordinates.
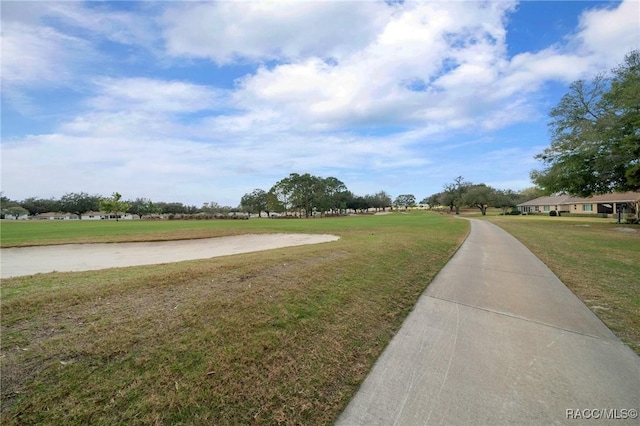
[2,0,639,205]
[0,1,161,115]
[1,21,91,87]
[498,0,640,93]
[88,78,224,113]
[161,1,389,63]
[0,2,157,87]
[229,1,523,133]
[43,2,159,48]
[574,0,640,64]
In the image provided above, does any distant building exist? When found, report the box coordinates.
[517,192,640,216]
[2,213,29,220]
[34,211,135,220]
[34,212,78,220]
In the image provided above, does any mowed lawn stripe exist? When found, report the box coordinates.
[1,217,334,248]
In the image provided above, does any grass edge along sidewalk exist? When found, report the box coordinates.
[485,215,640,355]
[1,212,469,425]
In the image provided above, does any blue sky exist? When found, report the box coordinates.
[2,0,639,206]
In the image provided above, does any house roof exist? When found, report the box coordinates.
[35,212,75,217]
[518,191,640,206]
[584,191,640,203]
[517,195,579,207]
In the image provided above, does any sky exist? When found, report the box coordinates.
[2,0,639,207]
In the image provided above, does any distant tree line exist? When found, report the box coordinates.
[240,173,394,217]
[1,173,543,220]
[0,173,392,220]
[423,176,545,216]
[0,192,235,220]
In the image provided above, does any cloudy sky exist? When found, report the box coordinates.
[2,1,639,206]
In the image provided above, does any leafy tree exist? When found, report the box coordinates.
[518,187,547,202]
[156,202,187,215]
[201,202,234,215]
[291,173,322,217]
[531,50,640,196]
[240,189,269,217]
[332,189,353,214]
[366,191,392,211]
[440,176,470,214]
[3,205,29,219]
[313,179,332,216]
[462,184,496,216]
[269,177,294,215]
[346,194,369,212]
[423,193,442,209]
[201,202,227,214]
[321,177,348,215]
[100,192,131,221]
[270,173,323,217]
[605,50,640,187]
[0,194,18,219]
[128,198,161,219]
[393,194,416,210]
[20,197,61,215]
[266,190,286,215]
[0,193,14,209]
[494,189,519,215]
[60,192,101,219]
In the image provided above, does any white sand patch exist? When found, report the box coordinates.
[615,227,637,233]
[0,234,339,278]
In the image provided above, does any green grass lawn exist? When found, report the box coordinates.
[0,217,351,247]
[3,212,637,424]
[1,212,469,425]
[485,215,640,354]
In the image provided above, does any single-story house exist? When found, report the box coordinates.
[517,195,579,214]
[81,211,135,220]
[2,213,29,220]
[518,191,640,216]
[34,212,79,220]
[35,211,135,220]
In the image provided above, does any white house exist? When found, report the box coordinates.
[34,212,78,220]
[81,211,135,220]
[35,211,135,220]
[2,213,29,220]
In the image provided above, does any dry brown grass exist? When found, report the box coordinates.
[1,213,468,424]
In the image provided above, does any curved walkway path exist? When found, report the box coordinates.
[0,234,339,279]
[338,219,639,425]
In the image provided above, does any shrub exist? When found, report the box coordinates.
[561,213,608,218]
[549,210,557,216]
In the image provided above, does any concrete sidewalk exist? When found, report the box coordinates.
[337,219,639,425]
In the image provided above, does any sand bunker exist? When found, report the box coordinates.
[0,233,339,279]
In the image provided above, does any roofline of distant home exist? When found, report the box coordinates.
[517,191,640,207]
